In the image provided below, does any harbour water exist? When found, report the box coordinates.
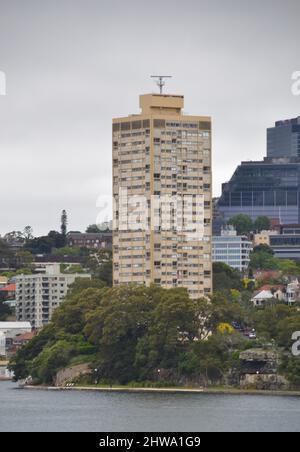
[0,381,300,432]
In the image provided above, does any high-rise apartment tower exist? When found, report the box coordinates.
[113,93,212,298]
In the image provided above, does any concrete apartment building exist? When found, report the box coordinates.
[112,92,212,298]
[16,264,91,328]
[213,227,253,272]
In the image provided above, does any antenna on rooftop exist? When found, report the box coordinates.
[151,75,172,94]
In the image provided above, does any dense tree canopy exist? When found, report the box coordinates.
[9,284,249,385]
[228,214,253,235]
[213,262,243,291]
[253,216,271,233]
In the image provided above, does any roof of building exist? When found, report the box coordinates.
[14,332,35,341]
[0,284,16,292]
[252,290,275,300]
[258,284,285,292]
[0,322,32,330]
[67,232,112,240]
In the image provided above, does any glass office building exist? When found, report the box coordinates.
[218,117,300,224]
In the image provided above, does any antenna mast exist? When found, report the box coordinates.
[151,75,172,94]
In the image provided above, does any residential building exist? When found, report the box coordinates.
[0,276,8,288]
[212,227,253,272]
[218,117,300,224]
[286,279,300,305]
[67,232,112,250]
[251,289,282,307]
[0,283,16,309]
[113,93,212,298]
[0,321,32,357]
[15,264,91,328]
[0,321,31,335]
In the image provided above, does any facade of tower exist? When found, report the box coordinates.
[267,117,300,158]
[112,93,212,299]
[218,117,300,225]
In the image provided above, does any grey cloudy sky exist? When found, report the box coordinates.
[0,0,299,236]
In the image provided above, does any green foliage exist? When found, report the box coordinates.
[213,262,243,291]
[253,304,300,345]
[281,357,300,387]
[250,251,280,270]
[25,231,66,254]
[61,210,68,240]
[179,333,245,384]
[228,214,253,235]
[0,292,11,320]
[277,260,300,276]
[86,224,100,233]
[53,246,90,257]
[253,216,271,233]
[250,245,300,274]
[86,249,112,287]
[60,264,84,274]
[9,281,252,385]
[8,278,300,388]
[253,244,274,255]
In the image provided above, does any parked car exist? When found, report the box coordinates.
[249,329,257,340]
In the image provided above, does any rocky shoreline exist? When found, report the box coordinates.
[20,384,300,397]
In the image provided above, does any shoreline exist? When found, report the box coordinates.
[19,384,300,397]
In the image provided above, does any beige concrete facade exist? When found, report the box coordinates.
[253,230,278,247]
[112,94,212,298]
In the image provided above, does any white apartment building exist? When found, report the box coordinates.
[213,227,253,272]
[16,264,91,328]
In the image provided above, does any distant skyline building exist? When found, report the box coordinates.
[267,117,300,158]
[212,226,252,272]
[112,92,212,298]
[218,117,300,225]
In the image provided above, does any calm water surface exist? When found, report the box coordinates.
[1,381,300,432]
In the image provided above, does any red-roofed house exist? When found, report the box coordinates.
[0,284,16,296]
[13,331,35,346]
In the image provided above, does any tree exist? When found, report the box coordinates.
[253,304,295,342]
[4,231,25,243]
[277,260,300,276]
[254,216,271,233]
[61,210,68,244]
[250,250,280,270]
[87,249,113,287]
[281,357,300,387]
[213,262,243,291]
[86,224,100,233]
[228,214,253,235]
[253,244,274,255]
[23,226,34,241]
[0,239,12,257]
[0,292,11,321]
[15,250,34,270]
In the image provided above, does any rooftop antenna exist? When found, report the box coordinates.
[151,75,172,94]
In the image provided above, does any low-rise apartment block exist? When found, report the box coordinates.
[213,227,253,272]
[16,264,91,328]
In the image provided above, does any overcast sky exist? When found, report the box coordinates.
[0,0,299,236]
